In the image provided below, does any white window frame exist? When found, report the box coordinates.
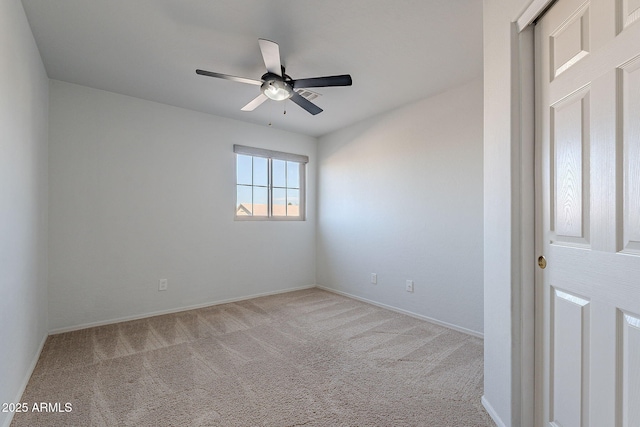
[234,144,308,221]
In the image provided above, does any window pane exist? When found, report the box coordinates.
[273,188,286,216]
[273,159,286,188]
[237,155,252,185]
[287,161,300,189]
[253,157,268,187]
[236,185,252,216]
[287,189,300,216]
[234,147,305,220]
[253,186,268,216]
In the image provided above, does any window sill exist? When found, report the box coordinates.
[234,215,305,222]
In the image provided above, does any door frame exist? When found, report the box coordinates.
[513,1,555,426]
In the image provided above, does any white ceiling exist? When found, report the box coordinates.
[21,0,483,137]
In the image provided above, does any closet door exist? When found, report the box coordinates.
[535,0,640,425]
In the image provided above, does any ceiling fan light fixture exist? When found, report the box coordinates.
[261,80,292,101]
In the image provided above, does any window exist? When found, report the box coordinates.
[234,145,308,220]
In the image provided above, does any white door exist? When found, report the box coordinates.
[535,0,640,426]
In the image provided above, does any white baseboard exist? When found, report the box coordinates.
[49,285,316,335]
[481,395,507,427]
[316,285,483,338]
[2,333,48,427]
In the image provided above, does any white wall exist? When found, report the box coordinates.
[483,0,533,426]
[48,80,317,331]
[0,1,49,426]
[316,78,484,335]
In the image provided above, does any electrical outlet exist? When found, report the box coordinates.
[158,279,168,291]
[405,280,414,293]
[371,273,377,284]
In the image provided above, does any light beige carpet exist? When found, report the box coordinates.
[12,288,495,426]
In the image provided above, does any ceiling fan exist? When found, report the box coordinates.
[196,39,352,115]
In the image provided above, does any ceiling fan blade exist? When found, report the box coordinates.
[241,93,269,111]
[291,74,352,88]
[290,92,323,115]
[258,39,282,76]
[196,69,262,86]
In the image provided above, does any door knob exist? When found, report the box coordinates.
[538,256,547,269]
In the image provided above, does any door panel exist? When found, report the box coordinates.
[551,86,590,245]
[619,310,640,426]
[621,56,640,253]
[535,0,640,426]
[550,288,590,427]
[618,0,640,31]
[550,2,590,79]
